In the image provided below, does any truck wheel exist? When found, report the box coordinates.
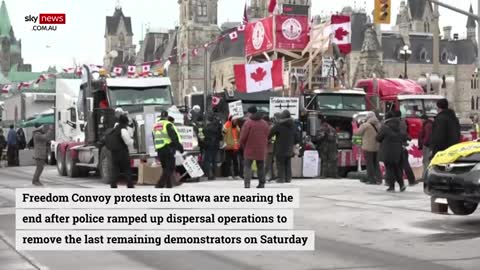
[99,148,113,184]
[66,148,80,178]
[47,151,56,165]
[56,148,67,176]
[447,199,478,215]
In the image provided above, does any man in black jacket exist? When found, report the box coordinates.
[431,99,461,157]
[203,113,223,180]
[269,110,298,183]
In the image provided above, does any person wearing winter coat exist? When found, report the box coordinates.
[430,99,461,157]
[0,128,6,165]
[395,110,416,186]
[376,111,407,192]
[314,117,338,178]
[419,114,433,176]
[203,113,223,180]
[223,116,241,179]
[269,110,299,183]
[354,111,382,185]
[32,124,53,186]
[239,106,270,188]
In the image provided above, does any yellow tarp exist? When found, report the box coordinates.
[430,141,480,166]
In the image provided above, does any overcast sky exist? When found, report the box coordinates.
[3,0,478,72]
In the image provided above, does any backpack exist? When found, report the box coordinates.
[104,125,126,152]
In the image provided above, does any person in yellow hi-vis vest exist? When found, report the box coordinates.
[152,111,183,188]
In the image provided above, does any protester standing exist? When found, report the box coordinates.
[269,110,298,183]
[354,111,382,184]
[108,115,135,188]
[314,117,338,178]
[153,111,183,188]
[31,124,53,186]
[203,114,223,180]
[223,116,240,179]
[0,128,5,165]
[376,111,407,192]
[431,99,461,157]
[6,125,17,166]
[239,106,269,188]
[419,114,433,176]
[395,110,416,186]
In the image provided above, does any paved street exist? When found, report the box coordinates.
[0,166,479,270]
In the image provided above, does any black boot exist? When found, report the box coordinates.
[244,181,250,189]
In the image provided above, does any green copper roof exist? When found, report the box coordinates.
[0,1,12,37]
[8,71,42,82]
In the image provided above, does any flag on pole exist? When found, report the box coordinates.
[234,59,284,93]
[243,2,248,24]
[2,84,11,94]
[237,24,245,32]
[75,67,83,76]
[18,82,32,91]
[127,65,136,76]
[268,0,277,14]
[331,15,352,55]
[36,74,47,84]
[113,66,123,76]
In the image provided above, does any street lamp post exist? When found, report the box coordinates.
[400,45,412,79]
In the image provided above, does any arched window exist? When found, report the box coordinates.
[441,50,448,62]
[419,48,429,62]
[472,96,475,110]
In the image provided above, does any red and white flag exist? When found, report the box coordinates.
[113,66,123,76]
[331,15,351,55]
[36,74,47,84]
[75,67,83,76]
[242,2,248,25]
[234,59,283,93]
[141,64,150,76]
[63,67,75,73]
[212,96,221,107]
[192,48,199,57]
[18,82,32,90]
[229,31,238,41]
[181,52,187,59]
[268,0,277,13]
[127,65,136,76]
[237,24,245,32]
[2,84,11,94]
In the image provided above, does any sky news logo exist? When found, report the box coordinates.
[25,14,66,31]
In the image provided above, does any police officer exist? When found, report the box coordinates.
[153,111,183,188]
[314,116,338,178]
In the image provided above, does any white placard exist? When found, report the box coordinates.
[302,150,320,177]
[182,155,204,178]
[322,57,337,78]
[228,100,244,120]
[176,126,195,151]
[269,97,299,119]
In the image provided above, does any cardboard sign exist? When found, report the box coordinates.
[303,150,320,177]
[229,100,244,120]
[183,155,204,178]
[322,57,337,78]
[176,126,195,151]
[269,97,299,119]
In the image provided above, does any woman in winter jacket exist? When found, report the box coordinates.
[354,112,382,184]
[376,112,407,192]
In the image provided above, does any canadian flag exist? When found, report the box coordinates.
[2,84,11,94]
[268,0,277,13]
[75,67,83,76]
[142,64,150,76]
[331,15,351,55]
[113,66,123,76]
[192,48,199,57]
[127,65,136,76]
[229,31,238,41]
[212,96,221,107]
[63,67,75,73]
[234,59,283,93]
[36,74,47,84]
[18,82,32,90]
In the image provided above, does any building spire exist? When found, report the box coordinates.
[0,0,13,37]
[115,0,121,9]
[467,3,476,28]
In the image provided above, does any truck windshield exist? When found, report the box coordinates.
[399,99,439,117]
[317,95,365,111]
[108,86,173,107]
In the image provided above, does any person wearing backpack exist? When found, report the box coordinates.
[106,114,135,188]
[354,112,382,185]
